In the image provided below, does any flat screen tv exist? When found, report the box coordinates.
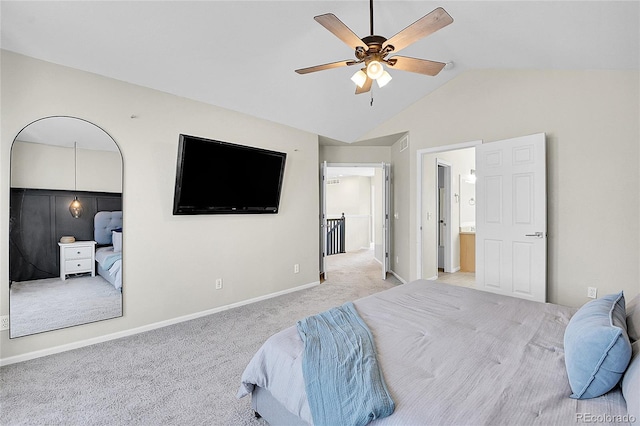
[173,134,286,215]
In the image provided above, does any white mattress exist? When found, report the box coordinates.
[239,280,629,425]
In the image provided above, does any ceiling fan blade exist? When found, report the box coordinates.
[383,7,453,53]
[314,13,366,50]
[295,60,354,75]
[355,77,373,95]
[387,56,446,76]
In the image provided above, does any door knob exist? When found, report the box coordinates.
[525,232,544,238]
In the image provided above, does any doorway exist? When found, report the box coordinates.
[320,162,390,280]
[416,134,547,302]
[416,141,481,283]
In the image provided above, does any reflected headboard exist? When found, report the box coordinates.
[94,211,123,245]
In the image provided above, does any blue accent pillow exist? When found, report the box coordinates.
[564,292,632,399]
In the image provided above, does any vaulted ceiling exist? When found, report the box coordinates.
[2,1,638,143]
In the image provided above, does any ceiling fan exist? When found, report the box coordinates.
[295,0,453,94]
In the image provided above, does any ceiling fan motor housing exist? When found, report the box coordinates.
[359,35,391,57]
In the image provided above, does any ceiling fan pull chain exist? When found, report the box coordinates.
[370,91,374,107]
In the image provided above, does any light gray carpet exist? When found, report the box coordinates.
[9,276,122,338]
[1,249,400,426]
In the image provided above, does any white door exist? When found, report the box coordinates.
[438,166,446,269]
[320,161,327,280]
[382,162,391,279]
[436,160,453,274]
[475,133,547,302]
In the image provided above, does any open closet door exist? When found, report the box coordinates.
[382,162,391,280]
[475,133,547,302]
[319,161,327,280]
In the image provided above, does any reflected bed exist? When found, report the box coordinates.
[93,211,122,290]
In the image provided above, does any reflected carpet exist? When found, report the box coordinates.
[9,275,122,338]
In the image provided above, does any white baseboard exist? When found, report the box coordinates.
[388,269,407,284]
[0,280,320,366]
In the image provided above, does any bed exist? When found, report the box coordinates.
[238,280,639,425]
[93,211,123,290]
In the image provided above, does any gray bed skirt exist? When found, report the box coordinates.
[96,261,118,288]
[252,386,309,426]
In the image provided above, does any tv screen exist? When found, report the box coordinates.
[173,134,286,215]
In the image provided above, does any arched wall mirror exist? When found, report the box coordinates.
[9,116,123,338]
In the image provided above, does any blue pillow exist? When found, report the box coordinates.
[564,292,632,399]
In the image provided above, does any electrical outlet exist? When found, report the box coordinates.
[0,315,9,331]
[587,287,597,299]
[294,264,300,274]
[215,278,223,290]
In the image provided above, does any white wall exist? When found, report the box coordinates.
[459,176,476,229]
[326,176,371,252]
[362,69,640,307]
[11,141,122,193]
[1,51,319,360]
[320,145,391,164]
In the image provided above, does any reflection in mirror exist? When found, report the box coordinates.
[9,117,123,338]
[459,171,476,232]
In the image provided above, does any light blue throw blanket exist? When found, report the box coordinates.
[296,302,395,426]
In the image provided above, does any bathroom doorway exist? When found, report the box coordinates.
[417,141,480,282]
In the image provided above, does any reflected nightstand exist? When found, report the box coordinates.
[58,241,97,280]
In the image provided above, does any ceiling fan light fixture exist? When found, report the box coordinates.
[376,70,392,88]
[351,69,368,88]
[366,60,384,80]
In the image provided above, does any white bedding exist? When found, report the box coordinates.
[239,280,630,425]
